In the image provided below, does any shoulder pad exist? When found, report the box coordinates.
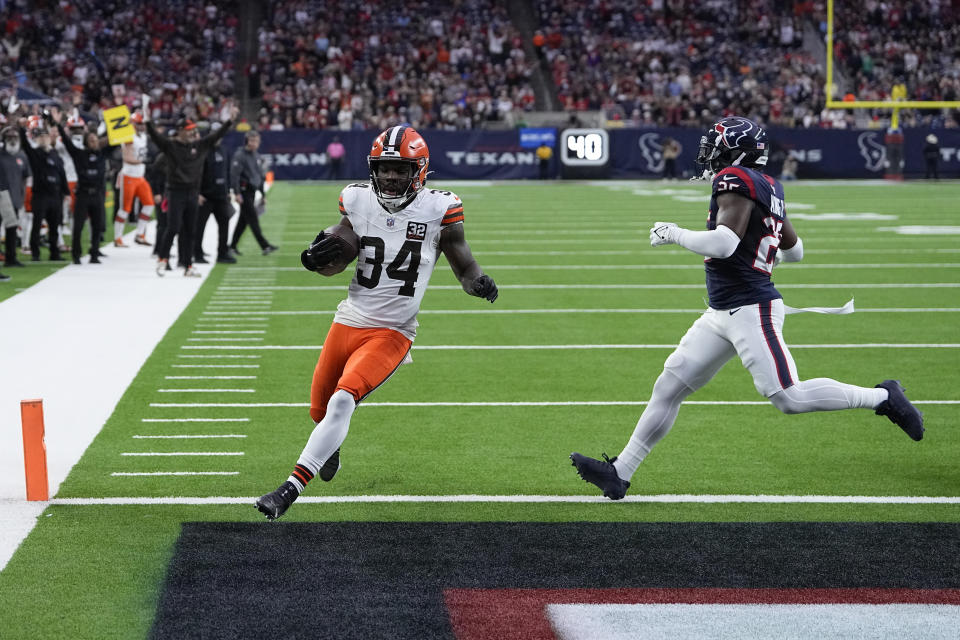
[712,167,758,201]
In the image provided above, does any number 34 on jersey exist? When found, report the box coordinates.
[333,184,465,339]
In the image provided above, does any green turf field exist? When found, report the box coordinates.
[2,180,959,637]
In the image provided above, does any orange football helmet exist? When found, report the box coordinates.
[367,125,429,212]
[26,114,43,130]
[130,111,144,124]
[66,115,85,130]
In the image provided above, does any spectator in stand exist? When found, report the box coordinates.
[326,135,345,180]
[230,130,278,257]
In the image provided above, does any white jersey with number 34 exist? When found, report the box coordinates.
[333,183,465,340]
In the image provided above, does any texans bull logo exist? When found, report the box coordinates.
[857,132,886,172]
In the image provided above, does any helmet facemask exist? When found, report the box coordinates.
[369,157,421,213]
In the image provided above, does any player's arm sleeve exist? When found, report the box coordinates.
[440,194,464,228]
[779,237,803,262]
[673,225,741,259]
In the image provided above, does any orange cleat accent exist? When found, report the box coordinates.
[114,238,129,248]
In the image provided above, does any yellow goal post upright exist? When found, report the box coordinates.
[825,0,960,178]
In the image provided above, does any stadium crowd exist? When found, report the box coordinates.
[831,0,960,128]
[1,0,957,131]
[535,0,828,128]
[254,0,536,131]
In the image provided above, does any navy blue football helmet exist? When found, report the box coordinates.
[695,117,769,178]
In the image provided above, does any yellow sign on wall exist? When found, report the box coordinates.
[102,105,134,146]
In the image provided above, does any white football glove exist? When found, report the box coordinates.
[773,249,783,267]
[650,221,680,247]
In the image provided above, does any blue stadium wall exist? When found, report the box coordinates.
[226,128,960,181]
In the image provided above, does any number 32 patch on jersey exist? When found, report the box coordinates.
[406,222,427,241]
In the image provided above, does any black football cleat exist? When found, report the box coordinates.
[319,448,341,482]
[255,481,299,520]
[875,380,924,441]
[570,452,630,500]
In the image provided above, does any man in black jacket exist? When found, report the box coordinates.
[18,114,67,262]
[0,126,28,270]
[54,109,109,264]
[230,130,277,256]
[195,127,235,264]
[144,103,237,277]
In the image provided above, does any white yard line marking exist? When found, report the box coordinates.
[149,400,959,408]
[206,283,960,294]
[191,330,266,334]
[186,337,265,342]
[164,376,257,380]
[140,418,250,422]
[170,364,261,369]
[109,472,239,477]
[157,388,256,393]
[120,451,245,456]
[176,354,261,358]
[47,494,960,505]
[201,308,958,315]
[179,343,960,351]
[132,435,247,439]
[446,263,960,271]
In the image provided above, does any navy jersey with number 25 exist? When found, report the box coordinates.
[704,166,787,310]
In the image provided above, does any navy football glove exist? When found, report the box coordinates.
[471,274,498,303]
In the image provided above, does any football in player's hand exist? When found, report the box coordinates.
[322,223,360,264]
[305,223,360,276]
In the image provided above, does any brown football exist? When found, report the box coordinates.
[314,222,360,275]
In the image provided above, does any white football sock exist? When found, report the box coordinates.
[769,378,888,415]
[288,389,356,492]
[136,205,154,235]
[114,219,125,241]
[614,370,694,482]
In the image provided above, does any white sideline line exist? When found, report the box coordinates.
[212,283,960,292]
[140,418,250,422]
[46,494,960,505]
[170,365,260,369]
[109,472,240,477]
[120,451,245,456]
[193,324,269,328]
[164,376,257,380]
[177,354,261,358]
[157,388,256,393]
[180,343,960,351]
[195,318,269,322]
[132,435,247,439]
[191,330,266,334]
[149,400,959,408]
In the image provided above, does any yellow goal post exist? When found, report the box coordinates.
[824,0,960,120]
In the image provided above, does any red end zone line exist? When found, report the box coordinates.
[444,588,960,640]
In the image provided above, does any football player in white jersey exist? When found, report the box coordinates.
[114,112,155,247]
[256,125,498,520]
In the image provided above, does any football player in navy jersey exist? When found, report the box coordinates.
[571,116,924,500]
